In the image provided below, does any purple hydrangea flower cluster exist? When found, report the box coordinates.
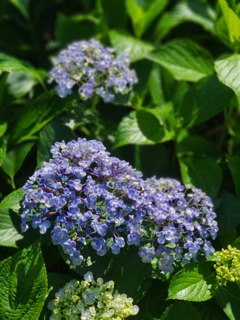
[49,39,138,102]
[21,138,218,273]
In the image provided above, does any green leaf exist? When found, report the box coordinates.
[178,75,233,128]
[136,106,175,143]
[114,111,154,148]
[232,236,240,250]
[179,155,223,197]
[107,247,152,302]
[6,71,39,98]
[147,39,213,82]
[37,120,74,167]
[217,191,240,235]
[0,188,24,211]
[0,145,6,166]
[55,13,97,46]
[0,72,8,107]
[0,53,46,88]
[126,0,168,37]
[0,122,7,138]
[0,122,7,166]
[0,189,24,247]
[0,242,47,319]
[194,299,228,320]
[109,30,154,62]
[215,16,233,49]
[2,142,34,188]
[101,0,128,29]
[140,144,170,178]
[228,156,240,198]
[215,54,240,105]
[215,283,240,320]
[10,0,30,19]
[160,301,201,320]
[8,91,71,146]
[134,299,155,320]
[219,0,240,46]
[0,53,30,73]
[168,262,217,302]
[153,0,216,41]
[148,64,165,105]
[177,135,218,158]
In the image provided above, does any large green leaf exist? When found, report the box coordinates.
[126,0,168,38]
[109,30,154,62]
[217,191,240,235]
[6,71,42,98]
[153,0,216,41]
[8,91,71,146]
[0,144,6,166]
[0,53,29,74]
[215,284,240,320]
[101,0,128,29]
[0,242,47,319]
[219,0,240,46]
[215,54,240,104]
[0,53,45,88]
[194,299,229,320]
[0,122,7,166]
[178,75,233,128]
[114,111,154,148]
[147,39,213,82]
[136,105,175,143]
[148,64,165,105]
[37,120,74,167]
[107,247,151,302]
[160,301,201,320]
[2,142,34,187]
[0,189,24,247]
[10,0,30,19]
[179,155,223,197]
[177,134,219,158]
[0,122,7,138]
[228,155,240,198]
[168,262,217,302]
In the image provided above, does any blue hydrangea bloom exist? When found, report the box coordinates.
[49,39,138,102]
[21,138,218,273]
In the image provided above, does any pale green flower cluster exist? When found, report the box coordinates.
[213,245,240,286]
[48,271,139,320]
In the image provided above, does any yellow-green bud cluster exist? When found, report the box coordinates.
[213,245,240,286]
[48,272,139,319]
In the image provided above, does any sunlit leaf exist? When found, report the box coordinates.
[147,39,213,82]
[109,30,154,62]
[215,54,240,104]
[168,263,217,302]
[0,242,47,319]
[126,0,168,37]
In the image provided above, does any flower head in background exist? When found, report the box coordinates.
[21,138,218,273]
[213,245,240,286]
[48,271,139,320]
[49,39,138,102]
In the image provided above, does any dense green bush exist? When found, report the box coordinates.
[0,0,240,319]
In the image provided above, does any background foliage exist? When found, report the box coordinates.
[0,0,240,319]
